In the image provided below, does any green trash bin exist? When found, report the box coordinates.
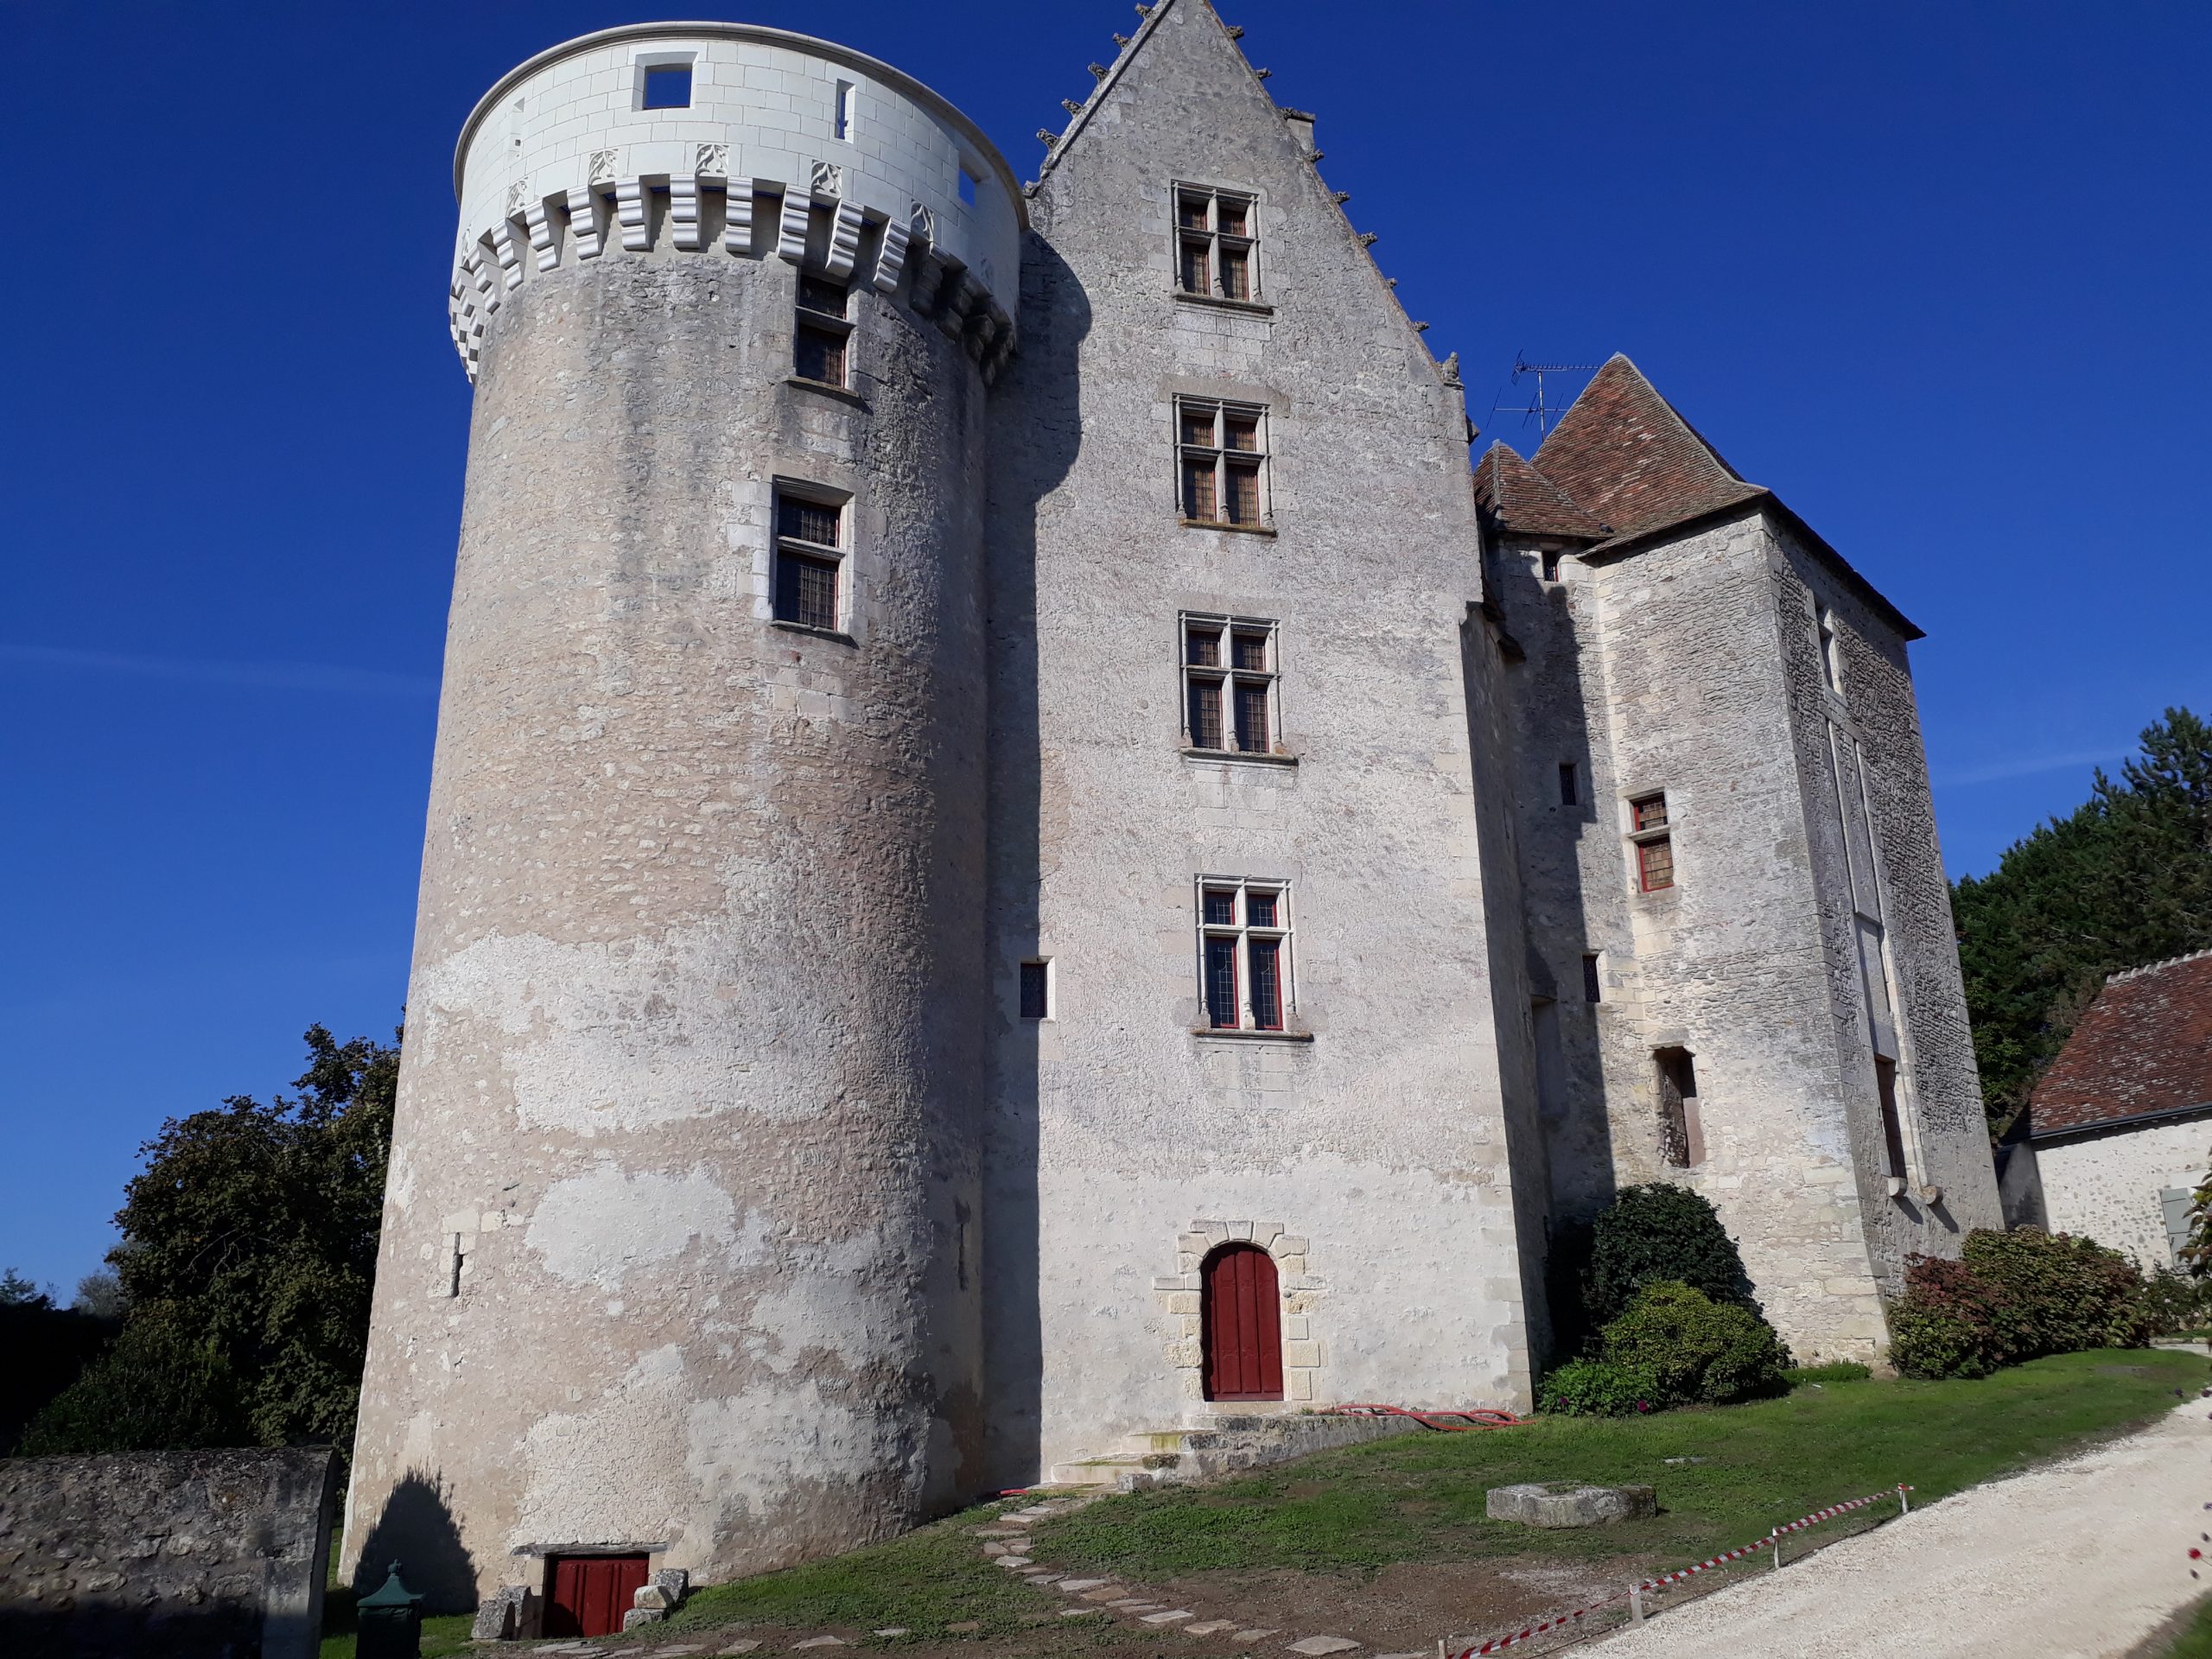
[356,1560,423,1658]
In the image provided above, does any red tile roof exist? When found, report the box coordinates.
[1531,355,1767,547]
[1472,353,1923,640]
[2029,950,2212,1138]
[1472,442,1607,540]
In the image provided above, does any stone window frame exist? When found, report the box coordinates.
[768,479,855,642]
[1172,181,1262,305]
[1625,789,1676,896]
[792,270,854,391]
[631,49,697,111]
[1154,1220,1321,1403]
[1194,875,1296,1034]
[1175,397,1274,533]
[1815,601,1847,701]
[1179,611,1286,760]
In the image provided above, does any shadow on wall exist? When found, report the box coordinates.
[0,1601,263,1659]
[980,231,1090,1489]
[351,1468,478,1615]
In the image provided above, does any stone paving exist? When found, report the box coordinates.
[529,1491,1407,1656]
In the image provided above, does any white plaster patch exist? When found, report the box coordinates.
[687,1378,902,1520]
[412,925,841,1133]
[526,1160,742,1287]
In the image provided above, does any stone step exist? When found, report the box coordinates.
[1049,1410,1426,1492]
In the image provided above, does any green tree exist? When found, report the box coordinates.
[1954,708,2212,1135]
[1,1268,54,1308]
[26,1026,400,1457]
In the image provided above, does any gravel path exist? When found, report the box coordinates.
[1586,1394,2212,1658]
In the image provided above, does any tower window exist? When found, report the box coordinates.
[958,165,979,207]
[1175,184,1259,302]
[1655,1046,1702,1167]
[793,276,852,388]
[836,80,856,142]
[1177,399,1268,528]
[1180,613,1281,755]
[1558,762,1578,806]
[1196,878,1292,1032]
[1582,953,1602,1003]
[1629,791,1675,893]
[1020,960,1052,1020]
[772,487,847,634]
[642,64,692,109]
[1540,548,1562,582]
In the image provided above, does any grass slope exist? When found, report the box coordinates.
[321,1349,2206,1650]
[1031,1351,2206,1579]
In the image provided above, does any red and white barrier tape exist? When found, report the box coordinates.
[1452,1484,1914,1656]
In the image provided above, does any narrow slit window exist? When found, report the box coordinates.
[1197,879,1293,1032]
[1019,960,1051,1020]
[1174,185,1258,302]
[1180,613,1280,755]
[1176,399,1268,529]
[835,80,856,142]
[772,489,846,633]
[1582,953,1602,1003]
[958,165,979,207]
[642,64,692,109]
[1558,762,1578,806]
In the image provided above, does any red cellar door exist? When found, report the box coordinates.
[543,1553,650,1637]
[1201,1242,1283,1401]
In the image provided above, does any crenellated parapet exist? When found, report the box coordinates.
[448,168,1018,385]
[447,22,1024,385]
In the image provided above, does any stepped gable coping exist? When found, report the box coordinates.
[2026,949,2212,1140]
[1525,353,1923,640]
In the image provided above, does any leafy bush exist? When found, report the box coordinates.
[1889,1229,2157,1380]
[1600,1281,1791,1407]
[1538,1357,1659,1417]
[2138,1265,2211,1336]
[16,1318,242,1455]
[1586,1185,1764,1327]
[1785,1362,1872,1386]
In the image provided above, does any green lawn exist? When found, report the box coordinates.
[2164,1595,2212,1659]
[1029,1350,2207,1579]
[323,1349,2207,1650]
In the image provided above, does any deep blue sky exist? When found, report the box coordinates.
[3,1,2206,1295]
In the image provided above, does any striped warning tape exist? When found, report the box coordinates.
[1451,1484,1914,1656]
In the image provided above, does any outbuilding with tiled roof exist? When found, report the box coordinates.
[2024,950,2212,1267]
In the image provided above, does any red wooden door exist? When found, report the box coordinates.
[543,1554,650,1637]
[1202,1243,1283,1401]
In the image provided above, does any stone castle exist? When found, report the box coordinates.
[346,2,2002,1611]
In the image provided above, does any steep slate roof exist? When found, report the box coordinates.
[1472,442,1607,540]
[2028,950,2212,1139]
[1477,354,1923,640]
[1532,355,1768,546]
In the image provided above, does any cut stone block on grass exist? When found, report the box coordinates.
[791,1641,847,1651]
[1484,1480,1657,1528]
[1141,1610,1195,1624]
[714,1644,762,1655]
[1286,1639,1361,1656]
[1230,1631,1279,1643]
[1058,1578,1112,1591]
[1184,1621,1237,1635]
[1061,1608,1104,1618]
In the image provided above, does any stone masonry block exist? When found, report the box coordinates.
[1485,1483,1656,1529]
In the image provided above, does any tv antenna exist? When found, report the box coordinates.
[1491,352,1600,436]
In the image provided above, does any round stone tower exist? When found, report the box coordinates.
[344,23,1021,1609]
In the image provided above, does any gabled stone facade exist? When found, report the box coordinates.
[349,0,1999,1611]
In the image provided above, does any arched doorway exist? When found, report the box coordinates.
[1201,1242,1283,1401]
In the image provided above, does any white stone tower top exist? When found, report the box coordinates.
[448,21,1025,377]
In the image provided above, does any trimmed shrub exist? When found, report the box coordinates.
[15,1316,243,1455]
[1538,1357,1660,1417]
[1600,1281,1791,1407]
[1586,1185,1764,1327]
[1785,1362,1872,1386]
[1888,1229,2158,1380]
[2141,1266,2212,1336]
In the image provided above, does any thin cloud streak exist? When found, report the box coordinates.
[0,644,436,698]
[1935,746,2129,788]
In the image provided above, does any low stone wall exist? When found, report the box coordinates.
[0,1445,337,1659]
